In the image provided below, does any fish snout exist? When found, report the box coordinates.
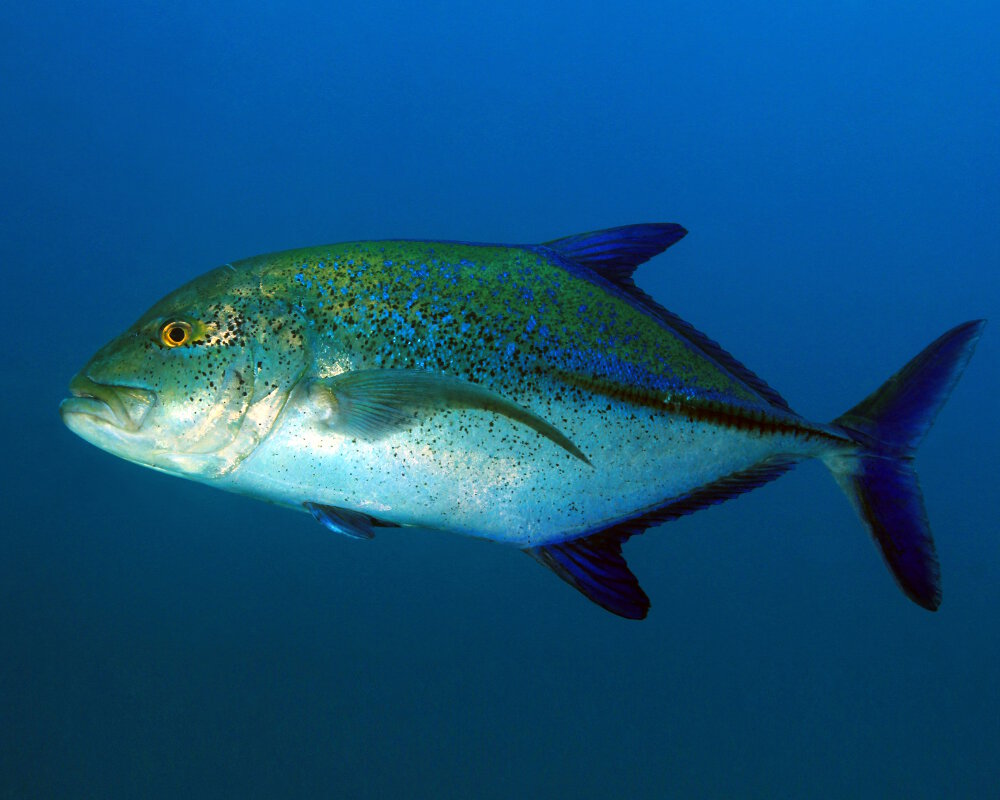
[61,373,157,432]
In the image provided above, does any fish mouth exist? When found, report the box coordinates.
[60,374,157,432]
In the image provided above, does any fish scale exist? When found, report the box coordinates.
[249,239,766,409]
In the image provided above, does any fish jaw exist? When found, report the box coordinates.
[60,372,159,460]
[61,373,156,431]
[60,370,186,477]
[60,367,275,481]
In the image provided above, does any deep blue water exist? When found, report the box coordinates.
[2,2,998,797]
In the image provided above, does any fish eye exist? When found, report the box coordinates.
[161,320,193,347]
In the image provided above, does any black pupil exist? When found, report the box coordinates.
[168,325,186,343]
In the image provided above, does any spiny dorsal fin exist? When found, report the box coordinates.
[526,457,798,619]
[543,223,688,283]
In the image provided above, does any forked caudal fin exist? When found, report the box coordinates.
[828,320,986,611]
[526,320,984,620]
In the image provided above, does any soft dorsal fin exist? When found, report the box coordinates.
[543,223,688,283]
[545,223,794,414]
[627,290,795,412]
[526,456,798,619]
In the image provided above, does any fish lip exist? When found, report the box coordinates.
[63,374,156,432]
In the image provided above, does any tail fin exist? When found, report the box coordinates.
[828,320,985,610]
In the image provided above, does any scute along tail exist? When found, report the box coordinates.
[829,320,985,610]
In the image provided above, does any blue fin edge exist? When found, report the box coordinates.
[830,320,986,610]
[543,223,688,280]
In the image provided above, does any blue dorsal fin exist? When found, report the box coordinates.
[543,223,688,283]
[526,456,797,619]
[628,290,795,412]
[544,223,793,413]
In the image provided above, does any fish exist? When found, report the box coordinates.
[60,223,984,619]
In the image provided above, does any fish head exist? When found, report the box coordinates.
[61,263,310,480]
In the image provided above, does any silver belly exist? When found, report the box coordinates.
[220,395,823,546]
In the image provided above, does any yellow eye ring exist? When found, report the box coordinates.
[161,320,192,347]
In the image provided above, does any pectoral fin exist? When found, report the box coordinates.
[306,368,590,464]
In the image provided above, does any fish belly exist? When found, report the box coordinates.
[225,394,821,547]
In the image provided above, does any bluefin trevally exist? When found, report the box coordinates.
[60,224,984,618]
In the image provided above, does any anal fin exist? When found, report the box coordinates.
[526,536,650,619]
[526,456,798,619]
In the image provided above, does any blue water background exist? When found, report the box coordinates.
[2,2,998,796]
